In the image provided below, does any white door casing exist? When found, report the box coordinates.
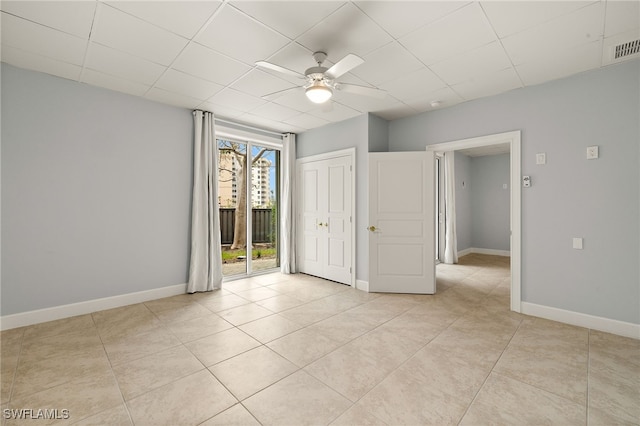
[427,130,521,312]
[369,151,436,294]
[297,149,354,286]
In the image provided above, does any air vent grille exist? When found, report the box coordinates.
[614,39,640,59]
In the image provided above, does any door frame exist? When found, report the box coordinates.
[296,148,356,287]
[427,130,522,313]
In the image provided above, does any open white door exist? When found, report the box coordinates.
[369,151,436,294]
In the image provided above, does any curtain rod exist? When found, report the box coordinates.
[215,118,285,137]
[192,111,285,137]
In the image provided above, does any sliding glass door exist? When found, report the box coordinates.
[218,139,280,277]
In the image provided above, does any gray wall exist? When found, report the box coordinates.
[389,59,640,324]
[368,113,389,153]
[1,63,193,316]
[297,114,370,281]
[454,153,472,251]
[470,154,510,251]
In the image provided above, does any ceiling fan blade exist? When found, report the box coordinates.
[326,54,364,79]
[261,86,302,101]
[336,83,386,99]
[255,61,306,79]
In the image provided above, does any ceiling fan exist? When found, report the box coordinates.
[255,51,386,104]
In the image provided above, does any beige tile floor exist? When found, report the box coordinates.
[1,254,638,425]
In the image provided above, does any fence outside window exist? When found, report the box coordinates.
[219,208,274,245]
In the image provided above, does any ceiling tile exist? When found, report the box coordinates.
[501,2,605,66]
[400,3,497,66]
[379,68,447,101]
[0,44,81,81]
[230,1,344,39]
[196,5,290,65]
[333,90,399,114]
[404,86,464,112]
[230,69,296,99]
[1,13,87,65]
[235,112,291,133]
[271,88,317,113]
[81,69,150,97]
[172,42,251,86]
[199,102,245,119]
[604,0,640,37]
[430,41,513,86]
[258,43,316,84]
[296,3,393,60]
[308,101,361,122]
[355,1,467,39]
[91,3,189,66]
[481,1,595,38]
[243,102,300,122]
[154,69,223,100]
[450,67,522,100]
[84,43,166,85]
[351,41,424,86]
[105,1,222,39]
[0,1,96,38]
[371,103,418,121]
[144,87,203,109]
[515,40,602,86]
[283,113,331,130]
[208,88,267,112]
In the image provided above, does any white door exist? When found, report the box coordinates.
[299,160,324,278]
[297,154,353,285]
[324,156,352,284]
[369,151,436,294]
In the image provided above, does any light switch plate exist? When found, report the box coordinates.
[586,146,599,159]
[536,153,546,165]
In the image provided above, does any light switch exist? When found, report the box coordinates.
[586,146,599,159]
[573,238,583,250]
[536,153,546,165]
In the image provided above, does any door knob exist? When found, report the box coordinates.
[367,226,377,232]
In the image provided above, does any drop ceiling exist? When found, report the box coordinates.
[1,1,638,134]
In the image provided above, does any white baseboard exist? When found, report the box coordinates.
[356,279,369,292]
[521,302,640,340]
[457,248,474,257]
[0,283,187,331]
[458,247,511,257]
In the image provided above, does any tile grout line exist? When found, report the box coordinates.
[4,327,26,411]
[455,314,526,425]
[90,310,137,426]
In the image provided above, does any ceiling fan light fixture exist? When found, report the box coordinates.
[305,82,333,104]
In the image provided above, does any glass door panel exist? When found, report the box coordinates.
[250,146,279,272]
[218,140,247,277]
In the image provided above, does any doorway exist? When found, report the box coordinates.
[427,131,521,313]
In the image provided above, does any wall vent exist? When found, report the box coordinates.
[614,39,640,59]
[604,33,640,65]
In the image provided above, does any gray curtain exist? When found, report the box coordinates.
[187,111,223,292]
[280,133,297,273]
[443,151,458,264]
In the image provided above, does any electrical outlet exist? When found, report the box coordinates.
[536,153,546,165]
[522,176,531,188]
[586,146,599,159]
[573,237,583,249]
